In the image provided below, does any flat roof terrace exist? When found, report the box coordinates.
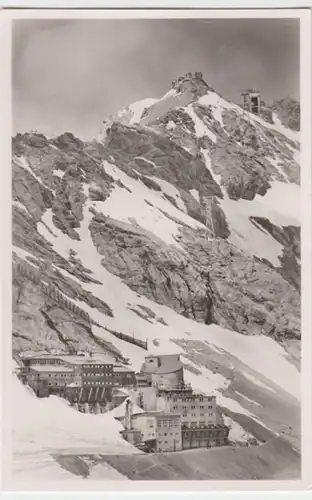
[29,364,74,373]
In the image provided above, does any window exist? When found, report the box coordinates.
[200,413,205,417]
[191,405,196,409]
[200,405,204,409]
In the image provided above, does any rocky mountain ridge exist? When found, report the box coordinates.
[13,74,300,358]
[12,73,301,454]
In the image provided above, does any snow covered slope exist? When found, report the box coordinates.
[11,374,136,484]
[12,73,301,482]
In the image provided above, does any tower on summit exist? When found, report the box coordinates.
[241,89,261,115]
[171,72,210,96]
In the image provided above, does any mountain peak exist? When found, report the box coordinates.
[171,71,213,98]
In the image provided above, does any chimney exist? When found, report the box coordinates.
[125,398,133,430]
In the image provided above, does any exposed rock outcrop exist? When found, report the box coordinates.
[249,217,300,290]
[87,214,300,340]
[272,98,300,132]
[11,76,301,360]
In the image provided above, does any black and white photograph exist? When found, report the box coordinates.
[4,9,311,489]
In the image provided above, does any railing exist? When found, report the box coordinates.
[13,261,91,321]
[94,324,148,350]
[13,259,148,351]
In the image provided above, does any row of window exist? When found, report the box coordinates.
[39,373,73,378]
[172,404,213,410]
[171,396,213,403]
[172,397,204,402]
[183,431,225,438]
[180,413,214,418]
[83,372,113,377]
[158,420,179,427]
[83,364,112,369]
[158,432,180,437]
[84,381,114,385]
[157,440,181,446]
[183,422,216,428]
[28,374,71,380]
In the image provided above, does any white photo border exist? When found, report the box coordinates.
[0,5,311,495]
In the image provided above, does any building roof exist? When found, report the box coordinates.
[241,89,260,95]
[113,366,134,373]
[158,385,192,393]
[59,355,114,365]
[20,351,115,365]
[20,351,60,360]
[141,354,182,375]
[29,364,74,373]
[131,411,181,419]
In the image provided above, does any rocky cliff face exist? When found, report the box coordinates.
[12,74,300,365]
[271,98,300,132]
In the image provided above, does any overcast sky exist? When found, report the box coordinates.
[13,18,300,140]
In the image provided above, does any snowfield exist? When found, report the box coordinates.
[12,375,138,456]
[12,375,134,484]
[126,98,158,125]
[201,151,299,266]
[150,176,187,212]
[223,416,259,444]
[99,160,203,248]
[190,189,200,202]
[217,181,300,266]
[185,104,217,143]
